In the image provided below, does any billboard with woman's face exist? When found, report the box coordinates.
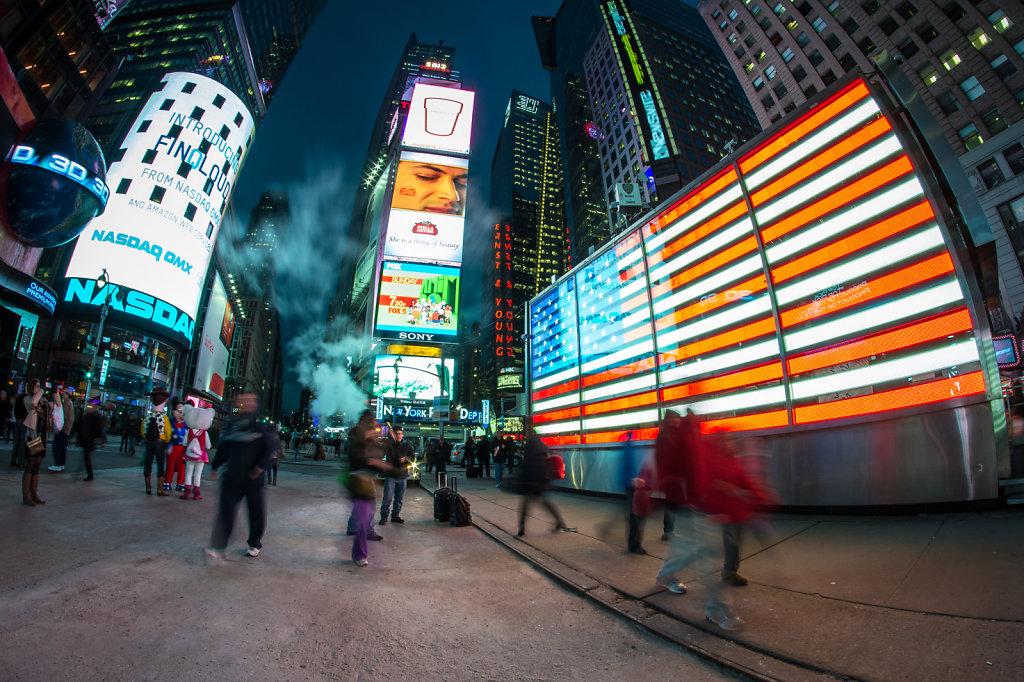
[383,152,467,265]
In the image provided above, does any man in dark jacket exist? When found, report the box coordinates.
[206,393,274,563]
[516,426,567,536]
[379,425,413,524]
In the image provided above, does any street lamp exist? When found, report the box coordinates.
[82,269,112,408]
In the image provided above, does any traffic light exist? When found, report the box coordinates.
[85,370,92,380]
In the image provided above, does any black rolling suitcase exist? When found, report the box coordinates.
[434,473,453,523]
[465,465,481,478]
[449,477,472,527]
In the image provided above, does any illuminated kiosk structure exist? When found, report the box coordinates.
[526,74,1006,507]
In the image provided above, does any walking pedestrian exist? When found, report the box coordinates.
[379,425,412,525]
[492,431,508,488]
[267,423,281,486]
[205,393,274,562]
[476,434,490,478]
[343,410,390,565]
[515,426,567,536]
[436,435,449,475]
[78,396,106,482]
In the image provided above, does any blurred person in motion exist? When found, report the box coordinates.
[424,438,438,475]
[205,393,274,563]
[460,435,473,468]
[655,411,762,631]
[721,435,780,586]
[267,423,282,486]
[515,426,567,536]
[343,410,391,566]
[436,434,449,475]
[475,433,490,478]
[345,411,383,542]
[78,395,106,482]
[379,424,412,525]
[19,380,47,505]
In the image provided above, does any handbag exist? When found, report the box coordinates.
[347,470,377,500]
[26,437,45,456]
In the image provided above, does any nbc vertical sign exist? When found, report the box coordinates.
[62,73,254,347]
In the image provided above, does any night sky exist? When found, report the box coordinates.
[230,1,563,412]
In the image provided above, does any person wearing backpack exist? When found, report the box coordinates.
[140,389,172,496]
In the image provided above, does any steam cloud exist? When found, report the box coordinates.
[220,163,368,420]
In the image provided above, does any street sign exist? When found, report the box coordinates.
[432,396,449,421]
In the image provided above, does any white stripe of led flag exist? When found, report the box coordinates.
[765,178,926,264]
[644,183,745,253]
[684,385,787,416]
[652,254,763,315]
[532,391,582,413]
[789,340,980,399]
[647,217,755,285]
[743,98,882,190]
[584,409,660,431]
[659,338,782,384]
[753,135,904,225]
[582,339,655,374]
[534,420,581,436]
[783,280,966,353]
[656,296,772,349]
[533,365,580,390]
[582,374,657,402]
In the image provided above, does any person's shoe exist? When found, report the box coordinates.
[660,533,671,541]
[516,528,525,537]
[354,559,368,567]
[378,517,388,525]
[204,548,225,565]
[246,546,260,558]
[629,547,647,555]
[368,533,383,541]
[722,570,749,586]
[47,465,61,472]
[390,516,405,524]
[656,576,688,594]
[176,484,185,492]
[82,476,94,482]
[192,487,202,500]
[706,611,745,631]
[180,485,192,499]
[346,530,356,536]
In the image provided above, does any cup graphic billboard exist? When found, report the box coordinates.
[402,83,475,155]
[423,97,464,136]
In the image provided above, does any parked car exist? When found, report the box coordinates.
[451,442,466,464]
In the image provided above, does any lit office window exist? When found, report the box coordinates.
[960,75,985,100]
[983,108,1007,135]
[766,64,778,80]
[958,123,983,150]
[1014,39,1024,59]
[774,3,786,16]
[976,157,1004,189]
[940,50,961,70]
[919,65,939,86]
[989,10,1012,33]
[753,76,766,91]
[967,27,991,49]
[781,47,795,62]
[812,17,827,33]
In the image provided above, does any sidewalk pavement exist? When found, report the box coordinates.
[423,470,1024,681]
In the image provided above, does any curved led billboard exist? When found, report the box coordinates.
[62,72,254,347]
[529,77,996,446]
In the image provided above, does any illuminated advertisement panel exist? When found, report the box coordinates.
[374,261,460,341]
[193,273,231,399]
[528,77,990,447]
[63,72,254,347]
[600,0,671,162]
[383,151,467,265]
[373,354,456,401]
[402,83,475,155]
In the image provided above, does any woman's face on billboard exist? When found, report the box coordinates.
[393,160,467,215]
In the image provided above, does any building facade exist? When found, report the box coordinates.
[698,0,1024,318]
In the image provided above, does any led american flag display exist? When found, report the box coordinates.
[528,77,990,445]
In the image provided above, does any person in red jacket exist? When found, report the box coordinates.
[654,411,759,631]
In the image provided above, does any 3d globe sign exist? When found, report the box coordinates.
[2,119,109,247]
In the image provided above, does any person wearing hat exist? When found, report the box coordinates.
[140,388,172,495]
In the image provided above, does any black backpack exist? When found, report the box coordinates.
[144,414,161,441]
[13,394,28,421]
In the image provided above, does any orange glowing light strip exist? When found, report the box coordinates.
[622,291,650,313]
[667,316,778,363]
[583,356,656,388]
[700,409,790,433]
[583,390,658,417]
[531,406,582,424]
[644,168,738,237]
[793,371,986,424]
[750,117,894,208]
[654,274,768,331]
[778,253,954,328]
[541,434,582,446]
[647,201,750,268]
[532,379,579,402]
[771,200,936,284]
[760,155,914,244]
[661,361,784,402]
[740,80,871,174]
[786,308,974,376]
[583,427,660,444]
[650,235,759,299]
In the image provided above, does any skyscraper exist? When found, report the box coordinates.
[697,0,1024,319]
[534,0,760,262]
[326,33,456,337]
[483,91,569,414]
